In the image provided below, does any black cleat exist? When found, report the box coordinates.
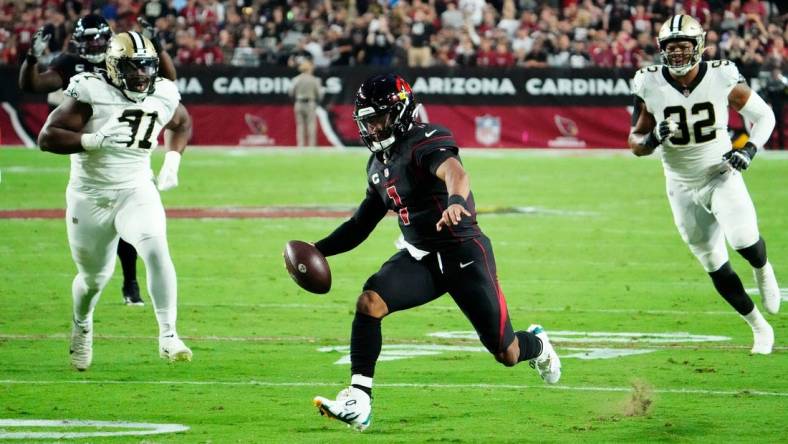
[122,280,144,306]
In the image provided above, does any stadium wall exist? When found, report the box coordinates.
[0,66,765,148]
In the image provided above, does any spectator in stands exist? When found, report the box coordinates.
[366,16,394,66]
[407,8,433,67]
[441,2,464,30]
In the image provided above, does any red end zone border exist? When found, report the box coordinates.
[0,207,355,219]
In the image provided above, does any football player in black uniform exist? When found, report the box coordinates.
[19,14,179,306]
[311,74,562,431]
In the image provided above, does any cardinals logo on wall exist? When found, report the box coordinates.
[548,115,586,148]
[474,114,501,146]
[239,113,276,146]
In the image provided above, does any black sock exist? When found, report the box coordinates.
[515,330,543,362]
[708,262,754,315]
[350,312,382,381]
[736,237,767,269]
[117,239,138,285]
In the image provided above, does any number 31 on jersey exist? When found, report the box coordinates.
[119,109,159,149]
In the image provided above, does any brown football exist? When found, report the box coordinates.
[283,240,331,294]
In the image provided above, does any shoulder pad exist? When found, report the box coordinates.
[63,72,104,104]
[631,65,660,98]
[153,78,182,103]
[711,59,744,87]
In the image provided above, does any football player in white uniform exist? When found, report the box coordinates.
[37,31,193,370]
[629,15,780,354]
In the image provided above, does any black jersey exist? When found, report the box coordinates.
[49,53,104,85]
[366,122,480,251]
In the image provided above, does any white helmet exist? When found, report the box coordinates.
[658,14,706,76]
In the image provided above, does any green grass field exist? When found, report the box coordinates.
[1,147,786,443]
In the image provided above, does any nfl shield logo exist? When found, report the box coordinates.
[475,115,500,146]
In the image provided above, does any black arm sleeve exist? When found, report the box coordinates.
[314,188,388,257]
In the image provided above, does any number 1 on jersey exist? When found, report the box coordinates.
[386,185,411,225]
[119,109,159,149]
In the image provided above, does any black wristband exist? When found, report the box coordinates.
[643,131,660,150]
[742,142,757,160]
[25,53,38,64]
[447,194,467,209]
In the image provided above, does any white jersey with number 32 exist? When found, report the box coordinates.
[63,72,181,189]
[631,60,743,187]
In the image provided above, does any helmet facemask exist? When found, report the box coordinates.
[659,37,704,76]
[354,102,407,153]
[118,57,158,95]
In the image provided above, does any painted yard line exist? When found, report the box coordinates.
[178,302,740,316]
[0,379,784,398]
[1,333,782,351]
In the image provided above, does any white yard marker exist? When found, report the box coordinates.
[0,419,188,439]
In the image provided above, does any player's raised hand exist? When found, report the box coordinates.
[723,142,757,171]
[654,118,679,143]
[80,118,134,151]
[436,203,471,232]
[29,28,51,58]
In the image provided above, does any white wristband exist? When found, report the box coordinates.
[162,150,182,172]
[80,133,101,151]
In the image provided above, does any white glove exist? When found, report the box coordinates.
[80,119,134,151]
[157,151,182,191]
[653,118,679,143]
[29,28,51,58]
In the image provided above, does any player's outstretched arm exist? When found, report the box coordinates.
[722,83,776,170]
[314,191,388,257]
[157,104,192,191]
[434,157,471,231]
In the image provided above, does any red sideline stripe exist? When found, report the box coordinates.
[0,208,356,219]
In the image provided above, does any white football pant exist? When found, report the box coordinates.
[666,169,760,273]
[66,181,178,336]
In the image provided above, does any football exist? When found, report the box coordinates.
[283,240,331,294]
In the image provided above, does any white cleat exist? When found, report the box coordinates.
[313,386,372,431]
[754,263,781,315]
[750,322,774,355]
[527,324,561,384]
[159,335,193,362]
[69,319,93,371]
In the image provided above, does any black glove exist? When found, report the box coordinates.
[644,118,679,149]
[722,142,757,171]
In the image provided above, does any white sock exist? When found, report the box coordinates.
[351,374,373,390]
[742,306,769,331]
[136,236,178,337]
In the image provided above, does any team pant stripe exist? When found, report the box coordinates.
[472,238,509,352]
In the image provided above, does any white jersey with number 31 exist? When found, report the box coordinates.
[631,60,743,187]
[63,72,181,189]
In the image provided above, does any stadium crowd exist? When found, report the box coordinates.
[0,0,786,70]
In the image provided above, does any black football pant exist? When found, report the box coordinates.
[364,234,515,354]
